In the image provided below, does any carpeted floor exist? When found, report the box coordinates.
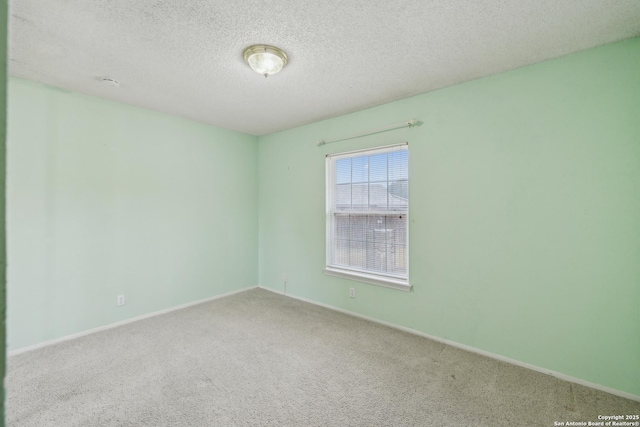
[7,288,640,426]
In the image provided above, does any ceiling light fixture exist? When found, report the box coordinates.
[243,45,288,78]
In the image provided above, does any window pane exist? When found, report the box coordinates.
[352,184,368,209]
[336,219,350,239]
[349,215,367,241]
[331,213,406,276]
[335,184,351,209]
[367,215,385,231]
[336,158,351,184]
[369,153,387,182]
[368,183,388,209]
[350,240,366,268]
[388,181,408,209]
[388,150,408,181]
[388,180,408,200]
[387,245,407,274]
[365,239,379,271]
[386,215,407,245]
[387,245,407,275]
[352,156,368,183]
[334,239,350,265]
[370,239,387,272]
[366,215,383,272]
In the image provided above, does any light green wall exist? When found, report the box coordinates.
[7,78,258,351]
[258,38,640,396]
[1,0,7,424]
[5,37,639,401]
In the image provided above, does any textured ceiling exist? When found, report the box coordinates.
[9,0,640,135]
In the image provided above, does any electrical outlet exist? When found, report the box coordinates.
[283,273,287,282]
[117,295,126,306]
[349,288,356,298]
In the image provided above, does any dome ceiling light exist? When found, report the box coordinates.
[243,45,288,78]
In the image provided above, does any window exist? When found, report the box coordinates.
[325,143,410,291]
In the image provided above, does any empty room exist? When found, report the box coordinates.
[2,0,640,426]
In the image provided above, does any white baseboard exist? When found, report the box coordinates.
[9,285,258,357]
[258,285,640,403]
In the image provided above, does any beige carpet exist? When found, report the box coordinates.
[7,288,640,426]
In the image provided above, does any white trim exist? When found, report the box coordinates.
[326,156,333,268]
[8,286,258,356]
[258,285,640,403]
[324,267,410,291]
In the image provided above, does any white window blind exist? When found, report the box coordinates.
[325,143,409,290]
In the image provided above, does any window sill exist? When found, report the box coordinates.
[324,267,411,292]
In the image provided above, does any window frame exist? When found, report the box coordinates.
[324,142,411,291]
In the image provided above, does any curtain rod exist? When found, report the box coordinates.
[316,119,419,147]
